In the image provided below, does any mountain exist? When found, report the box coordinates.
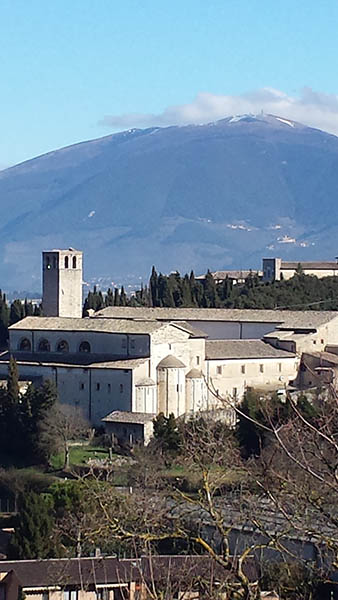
[2,113,338,290]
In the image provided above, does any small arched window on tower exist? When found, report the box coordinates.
[72,256,77,269]
[64,256,69,269]
[79,341,91,353]
[19,338,31,351]
[53,256,57,269]
[38,338,50,352]
[56,340,69,353]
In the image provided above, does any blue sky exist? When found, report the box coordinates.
[2,0,338,167]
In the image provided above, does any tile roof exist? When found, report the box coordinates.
[195,270,261,280]
[171,321,208,338]
[281,261,338,270]
[9,317,164,335]
[102,411,155,424]
[186,368,203,378]
[0,555,259,587]
[135,377,156,386]
[0,353,147,370]
[157,355,186,368]
[0,557,137,587]
[205,340,295,360]
[303,351,338,366]
[94,307,338,328]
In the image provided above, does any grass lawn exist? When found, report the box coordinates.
[50,445,110,470]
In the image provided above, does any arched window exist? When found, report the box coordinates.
[19,338,31,351]
[64,256,69,269]
[38,338,50,352]
[56,340,69,353]
[53,256,57,268]
[79,341,91,353]
[72,256,77,269]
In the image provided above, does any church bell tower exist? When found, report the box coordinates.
[42,248,83,318]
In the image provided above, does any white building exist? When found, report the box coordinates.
[93,306,338,352]
[2,250,338,443]
[4,316,207,428]
[262,257,338,282]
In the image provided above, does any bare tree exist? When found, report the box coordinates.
[52,384,338,597]
[39,402,89,470]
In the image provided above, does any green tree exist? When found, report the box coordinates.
[158,274,175,307]
[22,380,58,461]
[24,298,34,316]
[295,262,304,276]
[150,266,159,307]
[120,285,127,306]
[0,291,9,345]
[9,299,24,325]
[203,270,219,307]
[9,490,55,559]
[152,413,181,462]
[7,357,19,404]
[105,287,114,306]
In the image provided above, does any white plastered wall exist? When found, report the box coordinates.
[206,355,299,403]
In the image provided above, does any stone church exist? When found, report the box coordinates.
[3,247,337,444]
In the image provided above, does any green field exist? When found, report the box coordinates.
[50,445,110,470]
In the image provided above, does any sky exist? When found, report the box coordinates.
[1,0,338,168]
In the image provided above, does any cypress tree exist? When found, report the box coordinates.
[24,298,34,316]
[159,275,175,307]
[203,270,219,307]
[9,299,24,325]
[120,286,127,306]
[105,288,114,307]
[7,357,19,405]
[181,274,193,306]
[150,266,159,307]
[236,390,265,458]
[0,291,9,346]
[113,287,120,306]
[9,490,55,559]
[34,303,43,316]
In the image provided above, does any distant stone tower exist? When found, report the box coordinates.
[42,248,83,318]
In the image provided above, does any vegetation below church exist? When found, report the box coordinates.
[3,389,337,598]
[1,377,338,597]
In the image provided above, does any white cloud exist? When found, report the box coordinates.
[98,87,338,136]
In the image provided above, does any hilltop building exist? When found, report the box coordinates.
[262,257,338,282]
[195,270,262,285]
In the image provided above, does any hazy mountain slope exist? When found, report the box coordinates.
[1,114,338,289]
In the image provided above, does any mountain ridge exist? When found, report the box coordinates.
[1,114,338,290]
